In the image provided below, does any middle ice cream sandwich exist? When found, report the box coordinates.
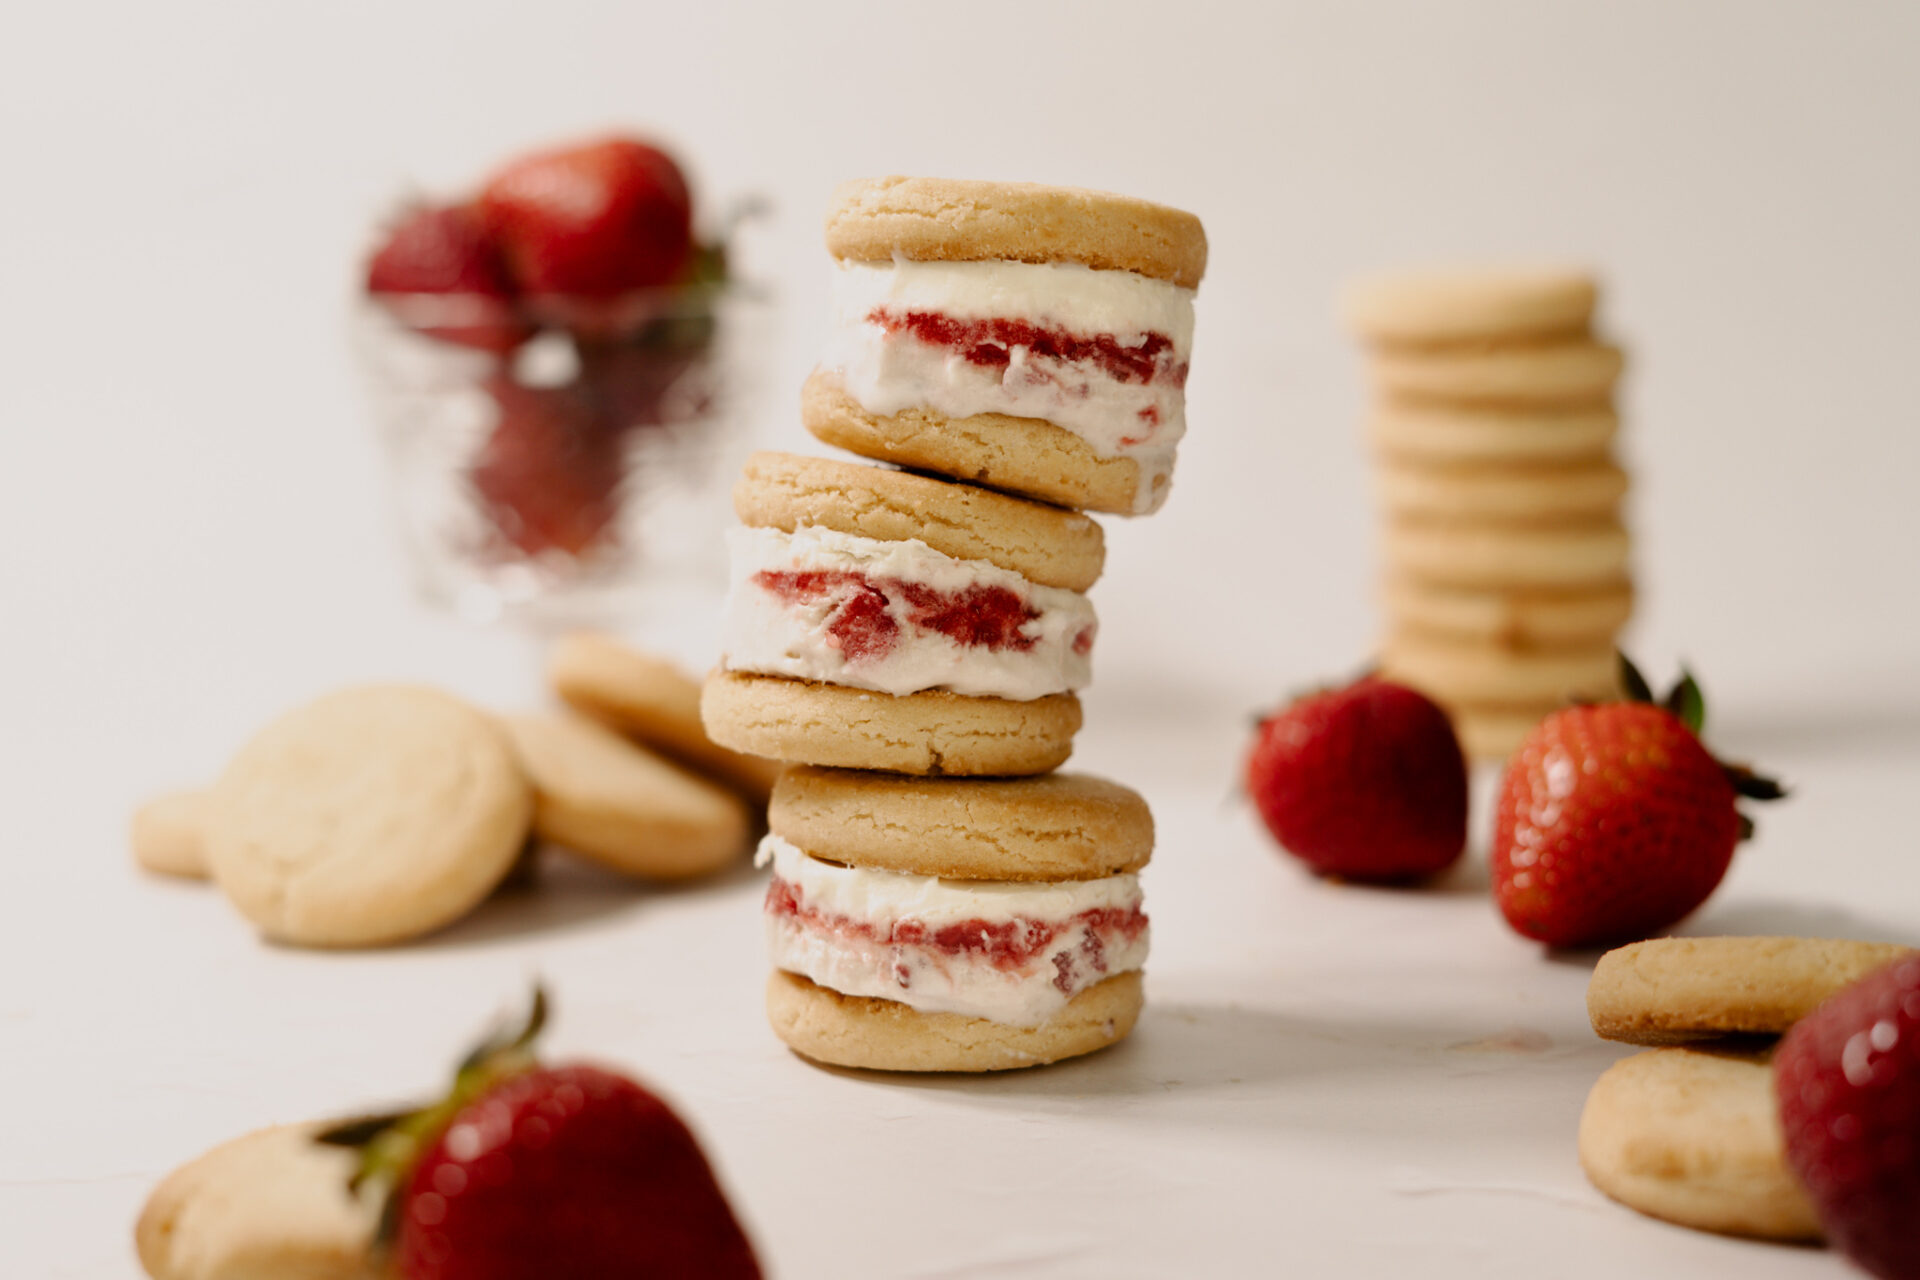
[701,451,1100,776]
[758,767,1154,1072]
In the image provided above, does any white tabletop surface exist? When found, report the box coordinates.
[6,2,1920,1276]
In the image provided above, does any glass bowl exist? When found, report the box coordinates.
[355,282,771,625]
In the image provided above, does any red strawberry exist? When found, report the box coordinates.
[318,990,761,1280]
[1775,955,1920,1279]
[1491,659,1784,948]
[1245,675,1468,881]
[394,1063,760,1279]
[366,203,528,354]
[469,378,624,558]
[478,137,693,301]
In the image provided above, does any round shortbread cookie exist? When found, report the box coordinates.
[1384,577,1634,648]
[136,1124,378,1280]
[207,686,532,948]
[734,450,1105,593]
[826,176,1207,289]
[1588,936,1918,1046]
[548,631,784,804]
[1343,268,1597,345]
[1370,404,1619,467]
[770,766,1151,881]
[132,789,213,880]
[702,671,1080,777]
[503,712,753,881]
[1450,703,1559,764]
[1383,518,1631,590]
[1372,340,1624,408]
[1376,459,1628,525]
[801,367,1159,516]
[767,969,1143,1072]
[1380,634,1619,705]
[1578,1047,1822,1242]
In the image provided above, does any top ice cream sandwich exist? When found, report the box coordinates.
[806,176,1208,517]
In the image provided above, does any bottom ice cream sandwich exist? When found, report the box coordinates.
[757,767,1153,1071]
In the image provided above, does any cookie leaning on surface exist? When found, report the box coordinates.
[132,789,214,880]
[1588,935,1919,1046]
[207,685,532,948]
[701,672,1081,776]
[1578,1046,1822,1241]
[814,176,1207,515]
[547,631,784,804]
[503,712,753,881]
[770,766,1151,881]
[136,1124,378,1280]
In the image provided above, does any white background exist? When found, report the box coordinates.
[4,2,1919,1276]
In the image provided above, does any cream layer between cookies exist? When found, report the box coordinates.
[720,525,1095,701]
[758,835,1149,1027]
[825,258,1194,513]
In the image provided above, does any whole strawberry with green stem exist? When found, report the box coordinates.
[318,989,761,1280]
[1491,657,1784,948]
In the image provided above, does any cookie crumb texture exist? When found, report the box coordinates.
[548,631,785,804]
[207,685,532,948]
[702,671,1080,776]
[767,969,1142,1072]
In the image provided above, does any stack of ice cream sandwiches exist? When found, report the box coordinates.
[701,176,1206,1071]
[1344,269,1633,761]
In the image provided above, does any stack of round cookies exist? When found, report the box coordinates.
[1344,269,1632,761]
[702,176,1206,1071]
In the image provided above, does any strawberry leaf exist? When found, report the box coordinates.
[1665,667,1706,734]
[313,1110,417,1148]
[1725,763,1788,801]
[1738,811,1756,842]
[456,985,548,1076]
[1618,652,1654,704]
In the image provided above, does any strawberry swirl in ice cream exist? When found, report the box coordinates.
[757,835,1148,1026]
[720,525,1096,700]
[824,259,1194,512]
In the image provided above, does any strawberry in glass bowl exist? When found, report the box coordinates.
[356,135,769,624]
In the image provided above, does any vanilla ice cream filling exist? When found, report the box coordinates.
[826,259,1194,512]
[719,525,1095,701]
[758,835,1148,1026]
